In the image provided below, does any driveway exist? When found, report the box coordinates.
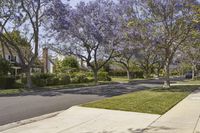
[0,77,183,126]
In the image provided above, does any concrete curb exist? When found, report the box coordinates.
[0,110,63,132]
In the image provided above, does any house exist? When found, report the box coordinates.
[0,45,57,75]
[42,47,90,73]
[0,44,42,76]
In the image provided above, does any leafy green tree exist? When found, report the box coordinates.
[145,0,195,88]
[0,57,11,76]
[46,0,120,85]
[0,0,51,89]
[182,31,200,79]
[180,4,200,79]
[62,56,79,70]
[54,59,63,73]
[54,56,79,73]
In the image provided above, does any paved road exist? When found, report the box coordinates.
[0,94,106,126]
[0,77,184,126]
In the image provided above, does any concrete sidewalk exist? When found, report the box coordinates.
[1,106,160,133]
[145,89,200,133]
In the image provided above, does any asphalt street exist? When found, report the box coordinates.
[0,77,184,126]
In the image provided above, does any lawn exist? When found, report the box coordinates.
[82,85,199,115]
[0,89,25,95]
[111,77,130,83]
[175,79,200,85]
[111,77,145,83]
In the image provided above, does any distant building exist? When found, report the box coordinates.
[0,44,42,76]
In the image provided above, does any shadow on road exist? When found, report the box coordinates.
[0,77,186,98]
[1,84,152,98]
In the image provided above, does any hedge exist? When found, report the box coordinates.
[86,71,111,81]
[109,71,144,78]
[0,76,15,89]
[98,72,111,81]
[71,72,90,83]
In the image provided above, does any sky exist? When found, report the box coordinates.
[61,0,93,7]
[66,0,118,7]
[69,0,92,6]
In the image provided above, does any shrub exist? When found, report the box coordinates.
[58,74,71,85]
[171,70,179,76]
[133,71,144,78]
[47,77,60,86]
[22,73,60,87]
[71,72,90,83]
[109,70,143,78]
[54,56,80,73]
[85,72,93,77]
[22,72,93,87]
[30,73,55,87]
[0,58,11,76]
[62,56,79,69]
[32,73,72,86]
[109,70,127,77]
[98,72,111,81]
[0,76,15,89]
[194,76,200,80]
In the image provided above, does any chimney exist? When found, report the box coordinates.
[43,47,48,73]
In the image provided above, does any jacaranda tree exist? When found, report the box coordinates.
[46,0,121,84]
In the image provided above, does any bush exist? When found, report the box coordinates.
[133,71,144,78]
[54,56,80,73]
[22,73,72,87]
[22,73,60,87]
[22,72,93,87]
[98,72,111,81]
[0,76,15,89]
[31,73,54,87]
[85,72,93,77]
[71,72,90,83]
[194,76,200,80]
[171,70,179,76]
[0,58,11,76]
[47,77,60,86]
[109,70,144,78]
[33,73,72,86]
[58,74,71,85]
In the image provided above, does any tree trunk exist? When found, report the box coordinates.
[157,68,160,77]
[25,67,32,89]
[126,68,130,80]
[1,43,6,59]
[192,63,196,80]
[93,70,98,85]
[163,59,170,88]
